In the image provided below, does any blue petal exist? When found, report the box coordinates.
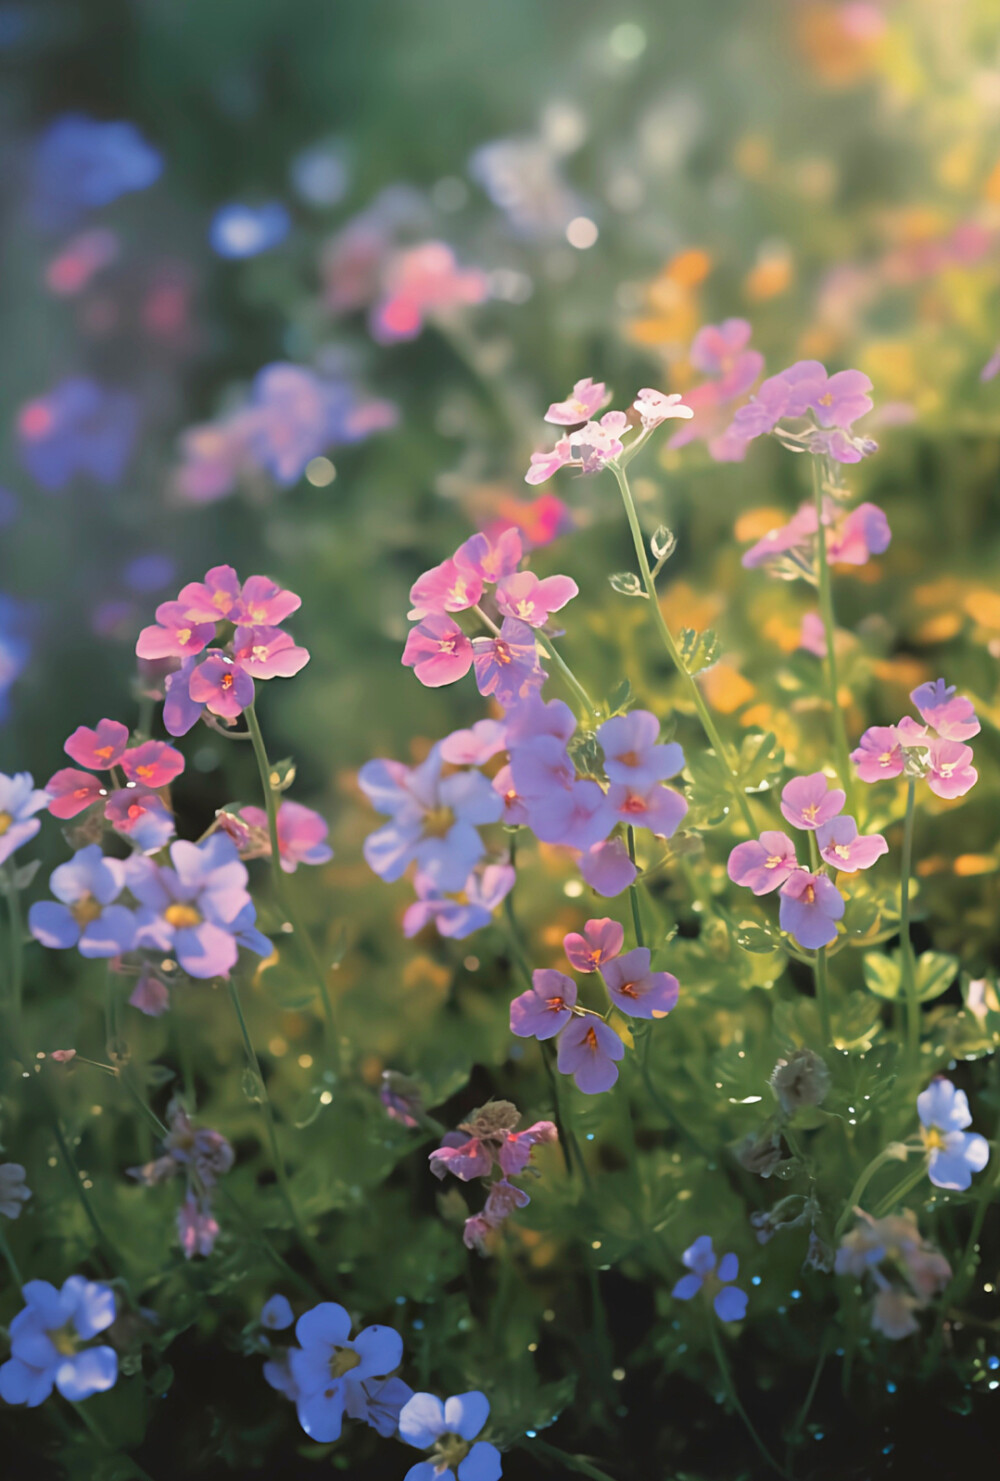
[716,1253,739,1284]
[296,1385,345,1442]
[444,1390,490,1441]
[349,1323,403,1380]
[459,1441,503,1481]
[0,1357,54,1407]
[671,1274,703,1301]
[54,1346,117,1400]
[714,1286,748,1323]
[28,901,80,950]
[681,1235,716,1275]
[399,1390,446,1448]
[405,1465,445,1481]
[260,1295,294,1331]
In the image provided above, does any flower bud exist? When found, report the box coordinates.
[769,1048,830,1113]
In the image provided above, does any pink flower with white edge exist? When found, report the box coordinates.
[45,768,106,820]
[563,918,624,973]
[494,571,578,627]
[925,738,977,799]
[402,615,474,688]
[407,556,483,620]
[64,719,129,770]
[525,438,573,486]
[571,413,626,473]
[232,625,310,679]
[728,832,799,895]
[120,740,184,789]
[187,652,255,719]
[235,574,302,628]
[602,947,679,1020]
[910,680,980,742]
[632,388,694,430]
[816,815,888,872]
[135,602,216,661]
[240,800,333,872]
[780,772,845,831]
[455,528,523,583]
[545,377,609,426]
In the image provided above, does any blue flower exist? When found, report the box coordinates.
[0,595,30,723]
[287,1302,404,1443]
[260,1295,294,1331]
[672,1235,749,1322]
[399,1390,503,1481]
[917,1078,990,1191]
[31,114,162,229]
[18,378,139,490]
[0,1276,117,1406]
[0,770,47,867]
[209,202,290,259]
[28,844,136,958]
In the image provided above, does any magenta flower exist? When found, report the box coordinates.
[234,574,302,628]
[727,831,799,895]
[602,947,679,1020]
[232,625,310,679]
[496,1121,558,1176]
[175,564,243,622]
[577,838,637,897]
[545,377,608,426]
[471,618,546,706]
[826,503,891,564]
[632,388,694,430]
[608,781,688,838]
[187,652,254,719]
[240,800,333,872]
[525,438,573,486]
[178,1193,220,1259]
[440,719,507,766]
[483,1179,530,1223]
[851,725,905,783]
[816,816,888,872]
[510,969,577,1040]
[556,1016,625,1094]
[104,789,175,852]
[371,241,488,343]
[810,368,874,429]
[408,557,483,620]
[120,740,184,789]
[0,772,50,864]
[778,871,844,950]
[910,680,980,742]
[597,711,684,790]
[136,602,216,661]
[780,772,845,831]
[429,1136,493,1182]
[926,738,977,799]
[64,719,128,770]
[563,918,624,973]
[45,768,105,820]
[403,615,474,688]
[455,529,523,583]
[689,318,764,397]
[494,571,578,627]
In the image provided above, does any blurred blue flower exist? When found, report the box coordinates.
[31,114,162,229]
[0,595,30,723]
[17,378,140,490]
[0,1276,117,1406]
[290,139,349,207]
[209,202,290,258]
[672,1235,749,1322]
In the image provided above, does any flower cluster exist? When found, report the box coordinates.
[725,359,877,464]
[728,772,887,949]
[836,1210,951,1340]
[672,1235,749,1322]
[852,679,980,800]
[371,241,490,344]
[429,1100,557,1255]
[510,918,679,1094]
[0,1277,118,1406]
[668,318,765,462]
[46,716,183,851]
[136,564,309,736]
[217,798,333,874]
[740,496,891,576]
[127,1096,234,1258]
[0,1163,31,1220]
[525,378,693,485]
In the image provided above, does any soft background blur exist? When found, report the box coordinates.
[3,2,1000,1476]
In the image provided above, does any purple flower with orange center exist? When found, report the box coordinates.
[471,617,546,706]
[601,947,679,1020]
[780,772,845,831]
[727,831,799,895]
[556,1016,625,1094]
[778,870,844,950]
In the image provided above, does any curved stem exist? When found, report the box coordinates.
[871,1157,927,1219]
[519,1434,620,1481]
[535,630,599,721]
[708,1321,789,1478]
[0,1223,24,1292]
[810,460,855,813]
[3,871,24,1018]
[834,1147,906,1238]
[626,826,645,951]
[609,463,757,834]
[898,777,921,1078]
[245,703,341,1073]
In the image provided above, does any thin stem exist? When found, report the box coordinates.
[3,871,24,1017]
[49,1111,125,1271]
[708,1321,789,1478]
[609,463,757,834]
[898,776,921,1078]
[834,1147,906,1238]
[535,630,599,720]
[810,459,855,813]
[786,1334,831,1464]
[520,1435,620,1481]
[871,1157,927,1219]
[626,826,645,950]
[0,1223,24,1292]
[814,948,833,1048]
[245,703,341,1072]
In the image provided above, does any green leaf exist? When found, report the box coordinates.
[736,731,785,794]
[863,952,902,1000]
[915,951,959,1003]
[606,677,633,714]
[678,626,721,675]
[734,920,781,955]
[608,571,645,597]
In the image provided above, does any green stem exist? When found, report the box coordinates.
[245,703,341,1073]
[626,826,645,951]
[3,871,24,1017]
[834,1147,906,1238]
[49,1111,125,1272]
[810,460,855,813]
[786,1334,831,1464]
[899,776,921,1078]
[871,1157,927,1219]
[806,832,834,1047]
[708,1321,789,1478]
[520,1435,620,1481]
[0,1223,24,1292]
[609,463,756,835]
[534,630,599,721]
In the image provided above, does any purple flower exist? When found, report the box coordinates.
[689,319,764,397]
[429,1134,493,1182]
[526,779,616,851]
[187,651,255,720]
[0,1277,117,1407]
[30,114,162,228]
[608,781,688,838]
[510,969,577,1040]
[778,871,844,950]
[402,863,515,940]
[472,618,546,706]
[910,680,980,742]
[494,571,578,628]
[727,831,799,894]
[602,947,679,1019]
[597,710,684,790]
[576,837,637,896]
[0,771,48,867]
[408,556,484,621]
[440,719,508,767]
[288,1303,404,1443]
[926,738,977,799]
[672,1236,748,1322]
[556,1016,625,1094]
[826,503,891,562]
[780,772,845,831]
[504,692,575,747]
[104,788,176,853]
[403,615,475,689]
[917,1079,990,1191]
[18,378,139,490]
[359,746,502,892]
[563,918,624,973]
[0,1164,31,1220]
[127,835,269,979]
[810,368,874,429]
[399,1390,502,1481]
[28,845,136,957]
[815,816,888,872]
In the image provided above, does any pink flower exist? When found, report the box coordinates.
[597,710,684,790]
[608,781,688,838]
[799,612,827,657]
[689,319,764,397]
[175,565,243,622]
[50,1049,77,1063]
[780,772,845,831]
[120,740,184,789]
[571,413,625,473]
[816,815,888,872]
[429,1134,493,1182]
[602,947,679,1020]
[455,528,523,583]
[525,439,573,486]
[177,1193,220,1259]
[472,618,545,706]
[105,789,175,851]
[240,800,333,872]
[910,680,980,742]
[492,765,529,826]
[45,768,106,819]
[563,918,624,973]
[576,837,637,896]
[129,972,171,1016]
[440,719,507,766]
[497,1121,558,1177]
[494,571,578,627]
[236,574,301,628]
[407,557,483,620]
[851,726,905,783]
[925,739,977,799]
[135,602,216,661]
[981,346,1000,383]
[545,377,608,426]
[826,503,891,564]
[232,625,310,679]
[810,369,874,429]
[64,719,128,770]
[462,1214,494,1254]
[632,388,694,430]
[187,652,254,718]
[728,832,799,894]
[483,1178,530,1223]
[371,242,489,344]
[402,615,474,688]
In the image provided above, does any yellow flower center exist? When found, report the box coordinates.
[833,844,852,860]
[164,903,203,929]
[328,1346,361,1379]
[764,854,784,869]
[434,1434,472,1470]
[51,1326,78,1357]
[177,628,192,645]
[802,802,819,822]
[71,895,104,928]
[922,1126,947,1152]
[804,884,816,905]
[422,806,455,839]
[0,811,11,837]
[878,750,895,766]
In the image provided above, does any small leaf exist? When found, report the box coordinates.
[607,678,633,714]
[678,626,721,674]
[734,920,781,955]
[863,952,902,1000]
[13,859,41,890]
[609,571,645,598]
[268,756,297,792]
[916,951,959,1003]
[650,525,676,562]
